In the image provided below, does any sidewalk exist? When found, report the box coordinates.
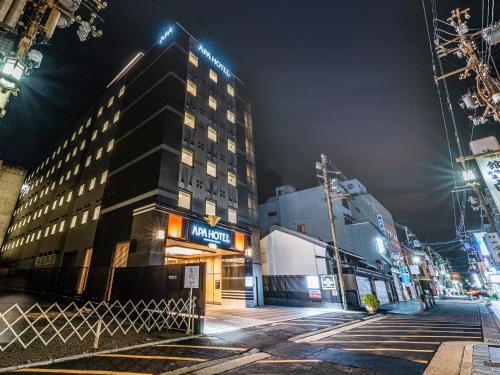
[379,299,423,315]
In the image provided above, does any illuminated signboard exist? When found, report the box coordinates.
[159,26,174,44]
[197,44,231,77]
[473,231,490,257]
[188,220,232,249]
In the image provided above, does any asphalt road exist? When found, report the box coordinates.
[2,300,487,375]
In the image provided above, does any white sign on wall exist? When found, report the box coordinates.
[409,265,420,275]
[470,136,500,213]
[184,266,199,289]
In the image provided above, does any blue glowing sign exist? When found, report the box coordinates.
[159,26,174,44]
[197,44,231,77]
[188,221,232,248]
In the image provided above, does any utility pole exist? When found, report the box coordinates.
[316,154,347,310]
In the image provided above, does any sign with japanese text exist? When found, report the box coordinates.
[470,137,500,213]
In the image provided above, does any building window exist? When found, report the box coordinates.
[228,139,236,153]
[113,111,120,124]
[107,139,114,152]
[228,171,237,187]
[205,200,216,216]
[78,184,85,196]
[207,160,217,177]
[91,130,97,141]
[208,126,217,142]
[209,69,218,83]
[70,215,77,228]
[51,223,57,235]
[89,177,96,191]
[187,80,197,96]
[208,95,217,110]
[86,118,92,128]
[96,147,103,160]
[93,205,100,220]
[66,191,73,202]
[59,220,66,232]
[80,140,86,150]
[97,106,103,117]
[100,170,108,184]
[58,195,64,206]
[85,156,91,167]
[178,190,191,209]
[119,85,125,97]
[227,110,235,123]
[297,224,305,233]
[184,112,195,129]
[189,52,198,67]
[80,210,89,224]
[181,148,194,167]
[227,84,235,97]
[228,208,237,224]
[73,164,80,175]
[108,96,114,107]
[102,121,109,132]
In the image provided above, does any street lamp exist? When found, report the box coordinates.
[462,169,476,182]
[0,56,26,117]
[413,255,421,264]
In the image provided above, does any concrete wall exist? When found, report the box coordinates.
[258,186,352,245]
[260,228,327,276]
[0,162,26,249]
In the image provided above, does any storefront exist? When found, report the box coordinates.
[163,213,256,307]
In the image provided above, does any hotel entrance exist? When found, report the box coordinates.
[163,213,254,307]
[165,241,242,305]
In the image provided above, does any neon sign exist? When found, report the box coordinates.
[197,44,231,77]
[159,26,174,44]
[189,221,232,248]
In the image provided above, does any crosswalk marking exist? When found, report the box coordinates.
[156,344,248,351]
[313,340,441,345]
[338,348,435,353]
[352,329,481,333]
[328,335,482,339]
[15,370,151,375]
[96,354,206,362]
[257,359,321,363]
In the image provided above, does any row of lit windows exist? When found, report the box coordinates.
[180,148,237,186]
[188,51,235,96]
[186,80,235,123]
[16,121,117,216]
[23,85,124,200]
[7,171,108,235]
[183,111,237,150]
[177,190,237,224]
[1,205,101,253]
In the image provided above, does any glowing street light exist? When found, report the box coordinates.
[413,255,421,264]
[462,169,476,182]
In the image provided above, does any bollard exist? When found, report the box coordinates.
[93,317,103,349]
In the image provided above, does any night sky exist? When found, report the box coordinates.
[1,1,500,271]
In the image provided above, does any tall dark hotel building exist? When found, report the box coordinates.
[0,24,262,307]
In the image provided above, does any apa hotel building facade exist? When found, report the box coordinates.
[0,23,262,307]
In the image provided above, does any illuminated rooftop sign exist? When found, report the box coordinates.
[159,26,173,44]
[197,44,231,77]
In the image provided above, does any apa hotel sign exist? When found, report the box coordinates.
[188,220,232,248]
[197,45,231,77]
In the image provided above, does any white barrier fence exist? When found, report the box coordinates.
[0,298,196,352]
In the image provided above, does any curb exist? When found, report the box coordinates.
[0,334,203,373]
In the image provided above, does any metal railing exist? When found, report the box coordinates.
[0,297,196,352]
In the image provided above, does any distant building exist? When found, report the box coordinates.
[0,161,26,249]
[258,184,402,307]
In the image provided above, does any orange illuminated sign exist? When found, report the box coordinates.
[234,231,245,251]
[168,214,183,238]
